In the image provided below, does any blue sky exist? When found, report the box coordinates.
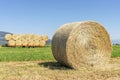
[0,0,120,39]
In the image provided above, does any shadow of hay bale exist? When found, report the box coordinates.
[38,62,72,70]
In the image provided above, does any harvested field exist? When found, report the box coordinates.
[0,58,120,80]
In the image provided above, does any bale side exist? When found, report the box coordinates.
[52,21,112,69]
[39,40,46,47]
[16,40,22,46]
[12,34,19,40]
[8,40,16,47]
[52,22,79,65]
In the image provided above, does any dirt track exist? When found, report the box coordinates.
[0,58,120,80]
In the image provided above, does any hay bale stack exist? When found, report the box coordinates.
[5,33,48,47]
[5,34,12,40]
[52,21,112,69]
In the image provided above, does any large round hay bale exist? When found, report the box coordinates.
[5,34,12,40]
[52,21,112,69]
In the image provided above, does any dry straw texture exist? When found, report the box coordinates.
[34,40,40,47]
[5,34,48,47]
[12,34,19,40]
[52,21,112,69]
[28,40,34,47]
[8,40,16,47]
[5,34,12,40]
[15,40,22,47]
[40,40,46,47]
[22,40,28,46]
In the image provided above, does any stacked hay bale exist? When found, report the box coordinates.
[5,34,48,47]
[52,21,112,69]
[5,34,12,40]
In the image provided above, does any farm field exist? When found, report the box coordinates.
[0,45,120,80]
[0,46,54,61]
[0,45,119,62]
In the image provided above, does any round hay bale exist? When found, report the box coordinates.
[25,34,31,40]
[31,34,37,40]
[20,35,26,41]
[16,40,22,46]
[44,35,49,41]
[40,40,46,47]
[42,35,46,41]
[22,40,28,47]
[41,35,45,40]
[8,40,16,47]
[20,34,25,39]
[34,40,40,47]
[41,35,48,41]
[5,34,12,40]
[12,34,19,40]
[17,34,21,40]
[52,21,112,69]
[38,35,42,41]
[28,40,34,47]
[34,35,40,40]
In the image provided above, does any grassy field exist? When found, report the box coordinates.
[111,45,120,57]
[0,46,54,62]
[0,45,120,80]
[0,45,120,62]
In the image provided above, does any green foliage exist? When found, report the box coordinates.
[111,45,120,57]
[0,46,54,62]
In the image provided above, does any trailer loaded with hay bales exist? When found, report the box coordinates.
[5,34,48,47]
